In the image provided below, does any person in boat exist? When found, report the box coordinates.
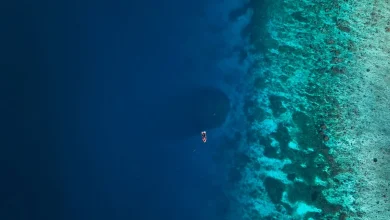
[201,131,207,143]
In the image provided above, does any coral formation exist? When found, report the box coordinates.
[220,0,390,219]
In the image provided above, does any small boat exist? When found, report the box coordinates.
[201,131,207,143]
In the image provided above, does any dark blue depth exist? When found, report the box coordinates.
[0,1,235,220]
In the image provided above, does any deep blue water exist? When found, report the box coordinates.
[1,1,237,220]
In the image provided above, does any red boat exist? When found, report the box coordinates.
[201,131,207,143]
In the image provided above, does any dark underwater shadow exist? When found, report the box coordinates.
[143,86,231,142]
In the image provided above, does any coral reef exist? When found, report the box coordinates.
[221,0,390,219]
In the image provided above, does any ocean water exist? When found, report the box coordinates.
[0,0,248,220]
[3,0,390,220]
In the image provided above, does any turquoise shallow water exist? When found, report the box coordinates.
[218,1,390,219]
